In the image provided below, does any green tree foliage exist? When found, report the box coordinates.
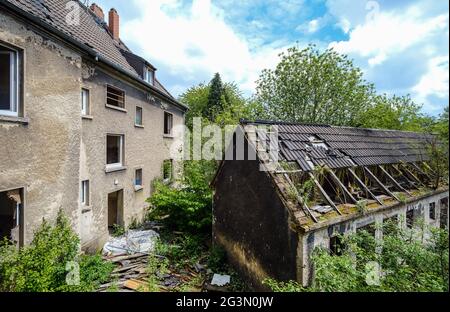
[255,44,375,126]
[0,210,113,292]
[147,160,216,233]
[205,73,225,122]
[264,221,449,292]
[357,94,433,131]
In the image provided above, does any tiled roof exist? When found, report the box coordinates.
[244,120,434,171]
[3,0,179,102]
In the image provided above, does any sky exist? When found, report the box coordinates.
[93,0,449,116]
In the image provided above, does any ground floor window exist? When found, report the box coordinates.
[81,180,89,206]
[0,188,23,246]
[440,197,448,229]
[163,159,173,183]
[429,202,436,221]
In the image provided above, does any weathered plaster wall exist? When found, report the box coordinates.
[0,11,82,244]
[299,190,449,286]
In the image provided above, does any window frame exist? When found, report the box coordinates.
[429,202,436,221]
[135,168,143,188]
[164,111,173,136]
[143,66,154,85]
[106,134,124,169]
[162,159,173,183]
[81,88,90,116]
[135,106,143,126]
[105,84,126,110]
[81,180,90,206]
[0,44,19,117]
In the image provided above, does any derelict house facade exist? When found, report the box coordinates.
[212,120,449,289]
[0,1,186,250]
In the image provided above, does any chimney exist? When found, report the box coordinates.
[89,3,104,21]
[108,8,120,41]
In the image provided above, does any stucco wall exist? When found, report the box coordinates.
[0,10,82,245]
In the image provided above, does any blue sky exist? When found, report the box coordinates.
[94,0,449,116]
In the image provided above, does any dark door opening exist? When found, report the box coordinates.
[108,189,123,233]
[0,188,23,247]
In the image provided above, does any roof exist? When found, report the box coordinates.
[2,0,185,109]
[242,120,435,171]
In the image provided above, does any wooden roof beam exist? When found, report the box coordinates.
[308,172,342,215]
[378,165,413,196]
[327,168,358,204]
[363,167,401,202]
[392,165,419,190]
[348,168,384,205]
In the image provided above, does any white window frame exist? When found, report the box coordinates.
[143,66,154,85]
[81,88,90,116]
[135,168,143,187]
[135,106,143,126]
[106,134,124,169]
[81,180,89,206]
[0,46,19,117]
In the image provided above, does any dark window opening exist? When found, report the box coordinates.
[106,85,125,108]
[440,197,448,229]
[108,190,123,232]
[383,215,398,236]
[163,159,173,182]
[0,44,19,115]
[0,188,23,247]
[164,112,173,135]
[357,223,376,236]
[135,169,143,187]
[106,135,123,166]
[429,202,436,221]
[406,209,414,228]
[329,235,345,256]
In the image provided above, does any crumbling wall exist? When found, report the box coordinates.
[0,11,82,244]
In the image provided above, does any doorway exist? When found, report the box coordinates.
[0,188,23,247]
[108,189,123,233]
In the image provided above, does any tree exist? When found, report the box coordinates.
[255,44,375,126]
[204,73,225,122]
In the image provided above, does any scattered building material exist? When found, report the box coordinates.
[211,274,231,287]
[102,229,159,256]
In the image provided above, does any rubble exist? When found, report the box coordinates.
[102,229,159,256]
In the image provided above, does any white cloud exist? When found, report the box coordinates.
[329,7,449,67]
[121,0,286,95]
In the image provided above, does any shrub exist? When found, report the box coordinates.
[147,160,215,233]
[0,210,113,292]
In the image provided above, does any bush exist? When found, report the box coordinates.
[147,160,215,233]
[0,210,113,292]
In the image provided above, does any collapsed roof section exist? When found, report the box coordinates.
[241,120,447,230]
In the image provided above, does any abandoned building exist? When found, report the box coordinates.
[0,1,186,249]
[212,120,449,288]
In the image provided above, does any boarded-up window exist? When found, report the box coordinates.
[106,85,125,108]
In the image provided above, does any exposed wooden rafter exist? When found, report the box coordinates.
[363,167,401,202]
[378,165,412,196]
[327,169,357,204]
[398,163,426,187]
[392,165,419,189]
[348,168,384,205]
[308,172,342,215]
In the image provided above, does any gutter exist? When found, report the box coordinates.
[0,1,188,112]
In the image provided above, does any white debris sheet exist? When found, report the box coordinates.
[211,274,231,287]
[102,229,159,256]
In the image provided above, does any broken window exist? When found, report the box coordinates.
[329,235,345,256]
[406,209,414,228]
[440,197,448,229]
[163,159,173,182]
[135,168,143,188]
[106,85,125,108]
[429,202,436,221]
[135,106,143,126]
[106,134,124,167]
[81,88,90,115]
[81,180,89,206]
[164,112,173,135]
[0,43,19,116]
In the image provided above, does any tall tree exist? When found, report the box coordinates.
[255,44,375,126]
[204,73,225,122]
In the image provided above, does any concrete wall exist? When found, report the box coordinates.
[0,10,184,250]
[299,190,449,286]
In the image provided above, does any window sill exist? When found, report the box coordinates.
[82,115,93,120]
[163,134,174,139]
[82,208,91,213]
[105,104,127,113]
[0,115,29,125]
[134,185,143,192]
[135,124,144,128]
[105,165,127,173]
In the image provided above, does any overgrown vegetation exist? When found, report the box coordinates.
[264,220,449,292]
[0,210,113,292]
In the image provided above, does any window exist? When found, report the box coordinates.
[81,88,90,115]
[406,209,414,228]
[106,135,124,167]
[164,112,173,135]
[106,85,125,108]
[81,180,89,206]
[135,106,143,126]
[135,169,143,187]
[440,197,448,229]
[329,235,344,256]
[383,215,398,236]
[0,44,19,116]
[143,67,154,85]
[429,202,436,221]
[163,159,173,182]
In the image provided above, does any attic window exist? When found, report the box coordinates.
[106,85,125,109]
[143,66,154,85]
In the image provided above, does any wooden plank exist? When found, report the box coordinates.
[411,162,433,182]
[363,167,400,202]
[123,279,149,292]
[308,172,342,215]
[378,165,412,196]
[399,163,426,187]
[328,169,357,203]
[392,165,418,189]
[348,168,383,205]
